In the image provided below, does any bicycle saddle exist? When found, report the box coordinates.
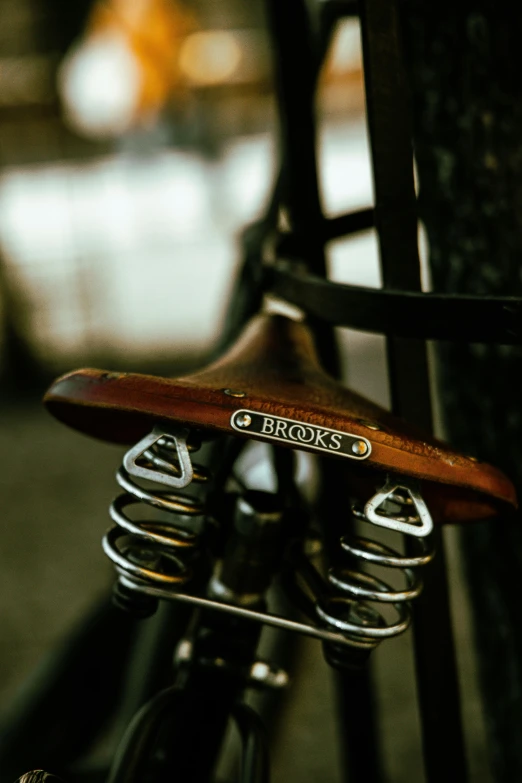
[44,313,517,523]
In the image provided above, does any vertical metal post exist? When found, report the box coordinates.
[358,0,469,780]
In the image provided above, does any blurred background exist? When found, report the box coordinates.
[0,1,488,781]
[0,0,370,381]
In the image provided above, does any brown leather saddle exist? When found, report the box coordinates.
[44,314,517,524]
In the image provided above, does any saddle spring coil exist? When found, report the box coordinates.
[102,425,209,613]
[317,476,435,652]
[103,425,435,653]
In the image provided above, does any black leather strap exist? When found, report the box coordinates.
[269,263,522,344]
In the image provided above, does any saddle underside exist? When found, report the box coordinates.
[44,314,517,524]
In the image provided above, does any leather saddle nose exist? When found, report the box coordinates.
[44,313,517,524]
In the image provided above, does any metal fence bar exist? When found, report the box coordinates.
[358,0,469,780]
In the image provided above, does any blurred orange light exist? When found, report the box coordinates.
[179,31,242,86]
[58,0,197,138]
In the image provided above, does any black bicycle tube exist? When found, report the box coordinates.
[233,703,271,783]
[107,687,182,783]
[264,3,386,781]
[264,0,341,378]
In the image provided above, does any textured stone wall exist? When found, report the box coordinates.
[400,4,522,779]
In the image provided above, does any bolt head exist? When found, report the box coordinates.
[236,413,252,428]
[224,388,246,398]
[357,418,381,431]
[349,603,383,627]
[352,440,368,456]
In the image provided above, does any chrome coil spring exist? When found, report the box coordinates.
[316,477,435,650]
[102,425,210,595]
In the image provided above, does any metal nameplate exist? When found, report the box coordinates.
[230,409,371,460]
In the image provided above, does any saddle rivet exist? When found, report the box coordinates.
[223,388,246,398]
[236,413,252,428]
[352,440,368,456]
[357,419,381,431]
